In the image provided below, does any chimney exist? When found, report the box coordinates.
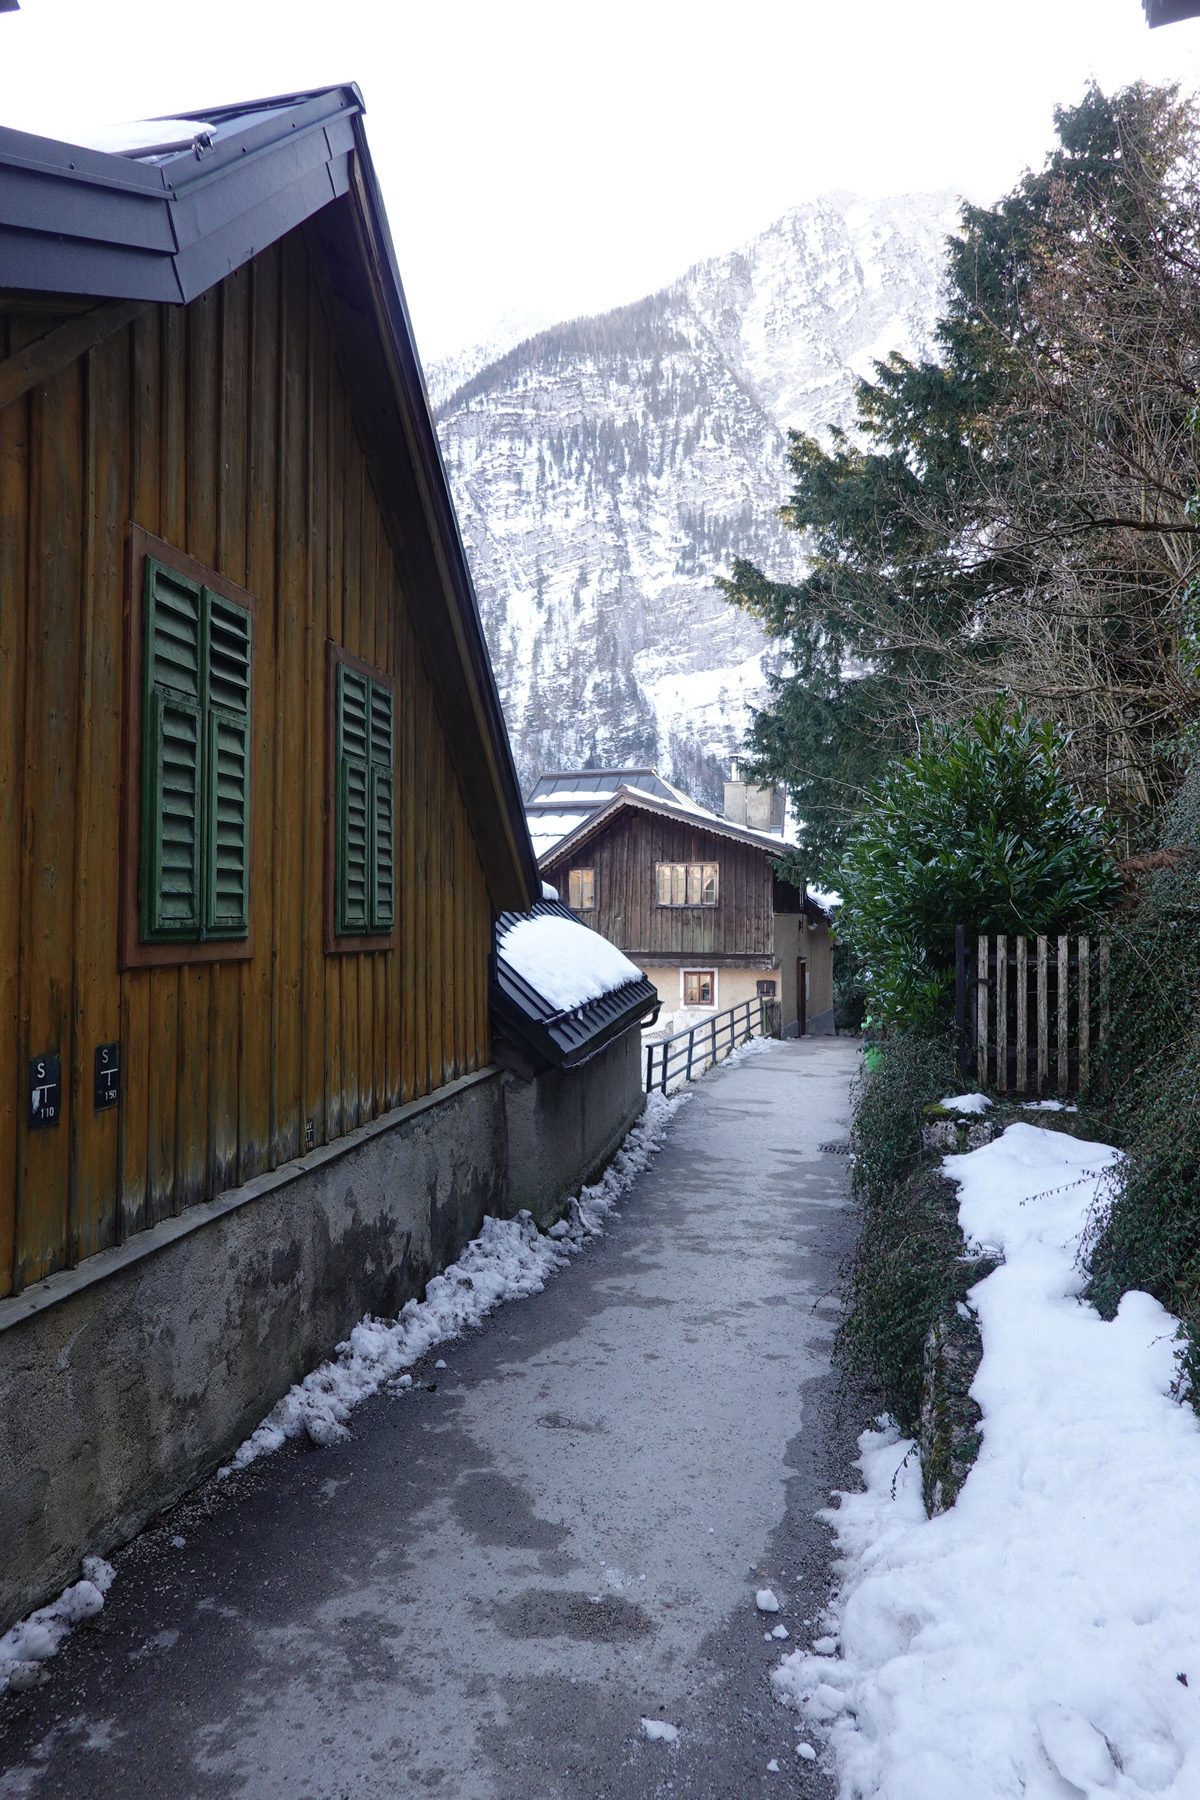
[723,764,784,834]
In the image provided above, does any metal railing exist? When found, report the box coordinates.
[643,996,772,1093]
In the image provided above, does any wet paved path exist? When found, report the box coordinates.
[0,1038,863,1800]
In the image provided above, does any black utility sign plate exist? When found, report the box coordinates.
[29,1054,61,1130]
[94,1043,120,1111]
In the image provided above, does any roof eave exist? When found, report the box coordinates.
[491,974,659,1072]
[306,132,537,909]
[537,787,795,869]
[0,85,539,914]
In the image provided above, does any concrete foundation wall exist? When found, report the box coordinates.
[0,1045,646,1633]
[504,1031,645,1228]
[806,919,836,1033]
[773,914,801,1032]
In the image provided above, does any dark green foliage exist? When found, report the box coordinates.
[833,936,867,1034]
[837,1165,975,1436]
[1083,766,1200,1380]
[840,701,1121,1029]
[834,1033,986,1433]
[849,1031,961,1206]
[720,555,908,877]
[719,83,1195,882]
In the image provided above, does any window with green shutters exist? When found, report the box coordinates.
[140,557,251,944]
[334,659,394,936]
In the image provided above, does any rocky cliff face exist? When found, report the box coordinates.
[432,190,959,807]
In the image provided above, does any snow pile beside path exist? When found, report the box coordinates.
[499,913,642,1010]
[774,1122,1200,1799]
[224,1092,686,1474]
[0,1557,115,1695]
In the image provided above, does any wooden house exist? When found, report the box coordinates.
[535,773,835,1035]
[0,87,652,1630]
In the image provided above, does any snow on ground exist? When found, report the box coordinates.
[223,1091,687,1474]
[499,912,642,1010]
[774,1121,1200,1799]
[938,1092,992,1114]
[0,1558,115,1696]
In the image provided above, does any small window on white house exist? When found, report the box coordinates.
[683,970,715,1007]
[568,867,595,910]
[655,862,718,906]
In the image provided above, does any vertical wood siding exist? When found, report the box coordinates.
[545,813,774,960]
[0,238,493,1297]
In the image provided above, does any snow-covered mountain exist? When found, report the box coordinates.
[431,191,959,807]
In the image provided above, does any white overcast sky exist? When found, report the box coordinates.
[2,0,1200,364]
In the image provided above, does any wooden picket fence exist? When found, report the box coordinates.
[955,928,1110,1096]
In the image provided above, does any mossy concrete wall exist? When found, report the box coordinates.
[503,1031,645,1227]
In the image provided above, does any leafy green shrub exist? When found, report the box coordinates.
[833,936,868,1033]
[850,1031,961,1203]
[837,1164,992,1435]
[839,700,1121,1030]
[836,1032,974,1430]
[1084,765,1200,1376]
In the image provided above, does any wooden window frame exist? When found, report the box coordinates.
[324,640,397,955]
[655,861,720,907]
[682,968,717,1007]
[567,867,596,911]
[120,526,258,970]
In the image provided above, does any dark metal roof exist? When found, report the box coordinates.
[0,87,361,303]
[526,769,679,808]
[0,85,540,912]
[492,900,660,1072]
[1145,0,1200,22]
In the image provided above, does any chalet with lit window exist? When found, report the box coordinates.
[0,86,655,1632]
[532,769,834,1036]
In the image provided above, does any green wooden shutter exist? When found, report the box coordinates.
[142,559,202,939]
[337,664,370,932]
[369,681,394,931]
[203,592,251,937]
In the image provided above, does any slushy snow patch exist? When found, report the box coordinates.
[938,1092,991,1114]
[499,913,641,1010]
[223,1093,685,1473]
[641,1719,679,1743]
[0,1558,115,1694]
[772,1121,1200,1798]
